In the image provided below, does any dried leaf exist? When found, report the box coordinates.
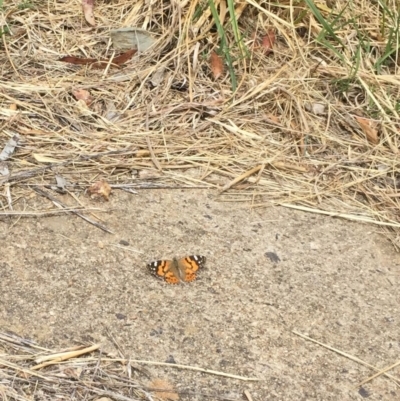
[55,175,68,191]
[82,0,95,26]
[261,29,275,55]
[91,49,136,69]
[150,378,179,401]
[104,101,121,122]
[354,116,379,145]
[75,99,92,116]
[305,102,326,115]
[59,55,98,65]
[111,27,156,51]
[110,49,137,65]
[210,51,224,79]
[59,49,136,69]
[72,89,93,106]
[151,67,165,87]
[88,180,111,201]
[0,134,20,161]
[33,154,60,163]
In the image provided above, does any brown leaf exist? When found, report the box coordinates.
[210,51,224,79]
[90,49,137,69]
[354,116,379,144]
[59,55,97,65]
[261,29,275,55]
[82,0,95,26]
[59,49,136,70]
[150,378,179,401]
[88,180,111,201]
[72,89,93,106]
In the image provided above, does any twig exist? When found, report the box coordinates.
[32,344,101,369]
[145,106,162,171]
[0,208,104,217]
[31,186,113,234]
[125,359,259,381]
[220,165,262,193]
[146,136,162,171]
[0,358,49,380]
[293,330,400,385]
[281,204,400,228]
[357,359,400,387]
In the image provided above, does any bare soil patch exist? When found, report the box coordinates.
[1,189,400,400]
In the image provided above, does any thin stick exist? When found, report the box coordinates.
[0,332,50,352]
[32,344,101,369]
[293,331,400,385]
[0,208,104,216]
[220,165,262,193]
[0,358,49,379]
[145,104,163,171]
[357,359,400,387]
[146,136,162,171]
[31,186,113,234]
[280,203,400,228]
[127,359,259,381]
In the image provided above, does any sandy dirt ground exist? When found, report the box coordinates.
[1,189,399,400]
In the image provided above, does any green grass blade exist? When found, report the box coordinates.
[304,0,344,47]
[208,0,237,91]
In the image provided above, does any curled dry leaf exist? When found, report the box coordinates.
[210,51,224,79]
[354,116,379,145]
[72,89,93,106]
[100,49,137,67]
[59,49,137,70]
[82,0,95,26]
[88,180,112,201]
[261,29,275,55]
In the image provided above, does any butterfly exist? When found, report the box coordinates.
[147,255,206,284]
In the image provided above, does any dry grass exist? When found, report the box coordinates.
[0,331,256,400]
[0,331,153,401]
[1,0,400,246]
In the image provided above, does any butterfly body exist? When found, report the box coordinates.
[147,255,206,284]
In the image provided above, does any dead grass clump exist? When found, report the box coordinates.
[0,331,257,400]
[0,0,400,245]
[0,331,153,401]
